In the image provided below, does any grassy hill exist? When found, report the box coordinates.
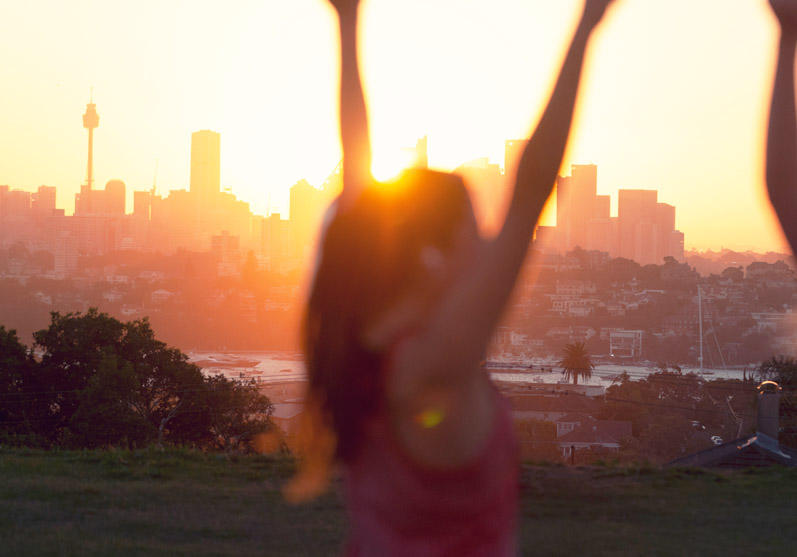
[1,448,795,556]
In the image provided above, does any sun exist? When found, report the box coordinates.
[371,148,419,182]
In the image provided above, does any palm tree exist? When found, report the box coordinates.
[558,342,594,385]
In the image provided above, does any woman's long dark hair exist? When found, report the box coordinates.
[303,169,471,463]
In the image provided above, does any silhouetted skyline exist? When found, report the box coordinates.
[1,99,697,272]
[0,1,789,252]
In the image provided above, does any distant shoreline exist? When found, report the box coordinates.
[188,351,753,387]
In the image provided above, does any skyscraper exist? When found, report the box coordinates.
[549,165,686,263]
[32,186,56,215]
[556,164,598,251]
[289,179,324,258]
[618,189,658,263]
[190,130,221,205]
[103,180,126,215]
[133,191,152,220]
[594,195,611,219]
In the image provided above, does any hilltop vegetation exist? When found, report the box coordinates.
[1,448,796,556]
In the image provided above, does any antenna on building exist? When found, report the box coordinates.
[152,159,159,195]
[698,285,704,371]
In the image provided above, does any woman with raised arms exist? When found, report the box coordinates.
[290,1,618,554]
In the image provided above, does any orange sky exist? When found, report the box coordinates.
[0,0,791,252]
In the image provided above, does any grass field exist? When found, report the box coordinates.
[1,448,795,556]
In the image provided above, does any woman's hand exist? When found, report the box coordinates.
[580,0,617,31]
[770,0,797,32]
[328,0,361,15]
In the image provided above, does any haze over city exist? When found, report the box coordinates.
[1,0,791,252]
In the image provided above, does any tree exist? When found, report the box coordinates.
[68,353,149,447]
[758,355,797,384]
[33,309,127,439]
[600,371,757,462]
[0,326,35,435]
[24,308,274,450]
[558,342,594,385]
[201,375,274,452]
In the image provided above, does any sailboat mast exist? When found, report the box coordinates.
[698,285,704,371]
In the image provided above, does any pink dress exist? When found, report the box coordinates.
[343,388,519,556]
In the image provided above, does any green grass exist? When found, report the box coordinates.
[1,448,796,556]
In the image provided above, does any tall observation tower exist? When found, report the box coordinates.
[83,95,99,190]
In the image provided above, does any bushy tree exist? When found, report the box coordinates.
[68,353,149,447]
[0,309,274,450]
[0,326,35,436]
[201,375,274,451]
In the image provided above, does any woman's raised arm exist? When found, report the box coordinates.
[329,0,373,210]
[414,0,618,378]
[766,0,797,254]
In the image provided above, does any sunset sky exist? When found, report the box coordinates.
[0,0,791,252]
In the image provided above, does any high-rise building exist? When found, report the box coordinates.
[4,190,31,216]
[655,203,676,261]
[255,213,291,270]
[668,230,685,261]
[557,164,598,252]
[618,189,658,262]
[190,130,221,205]
[76,180,126,216]
[533,225,559,255]
[655,203,675,234]
[32,186,56,215]
[133,191,152,220]
[594,195,611,219]
[289,179,325,258]
[211,230,241,276]
[571,164,598,249]
[586,217,618,255]
[618,189,658,223]
[104,180,126,215]
[545,162,685,264]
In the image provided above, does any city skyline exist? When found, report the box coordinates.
[3,112,788,262]
[2,98,788,254]
[0,0,790,252]
[536,163,685,265]
[2,108,704,276]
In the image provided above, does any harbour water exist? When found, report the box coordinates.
[188,351,754,388]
